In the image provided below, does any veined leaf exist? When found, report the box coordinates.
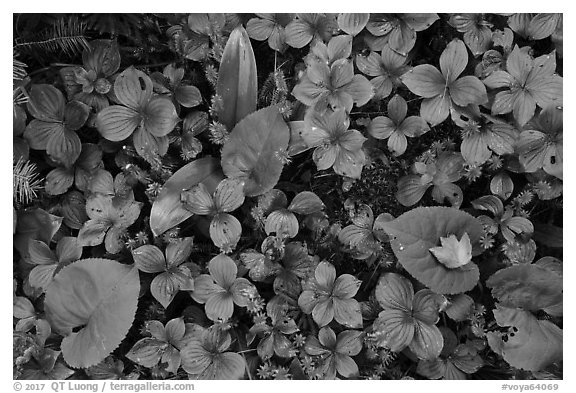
[216,26,258,130]
[150,157,223,236]
[380,207,484,294]
[44,258,140,368]
[221,105,290,197]
[487,304,562,371]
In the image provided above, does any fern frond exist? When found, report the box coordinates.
[84,13,143,40]
[13,156,43,205]
[14,16,89,57]
[13,54,27,81]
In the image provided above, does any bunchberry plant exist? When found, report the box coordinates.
[23,84,90,167]
[298,261,362,328]
[132,237,196,308]
[366,14,439,55]
[60,39,120,112]
[373,273,446,360]
[95,67,179,162]
[482,46,562,126]
[368,94,430,156]
[190,254,257,322]
[302,108,367,179]
[304,327,363,379]
[246,14,295,52]
[355,44,411,99]
[181,178,245,252]
[401,38,488,126]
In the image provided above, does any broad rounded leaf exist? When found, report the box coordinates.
[486,264,562,313]
[221,105,290,197]
[380,207,484,294]
[44,258,140,368]
[150,157,223,236]
[487,304,562,371]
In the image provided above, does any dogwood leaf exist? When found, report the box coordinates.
[337,13,369,36]
[44,258,139,368]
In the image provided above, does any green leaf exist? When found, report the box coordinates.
[44,258,140,368]
[221,105,290,197]
[150,157,223,236]
[487,304,562,371]
[486,264,562,314]
[381,207,484,294]
[216,25,258,130]
[429,233,472,269]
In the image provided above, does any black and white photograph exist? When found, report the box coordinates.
[11,10,564,386]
